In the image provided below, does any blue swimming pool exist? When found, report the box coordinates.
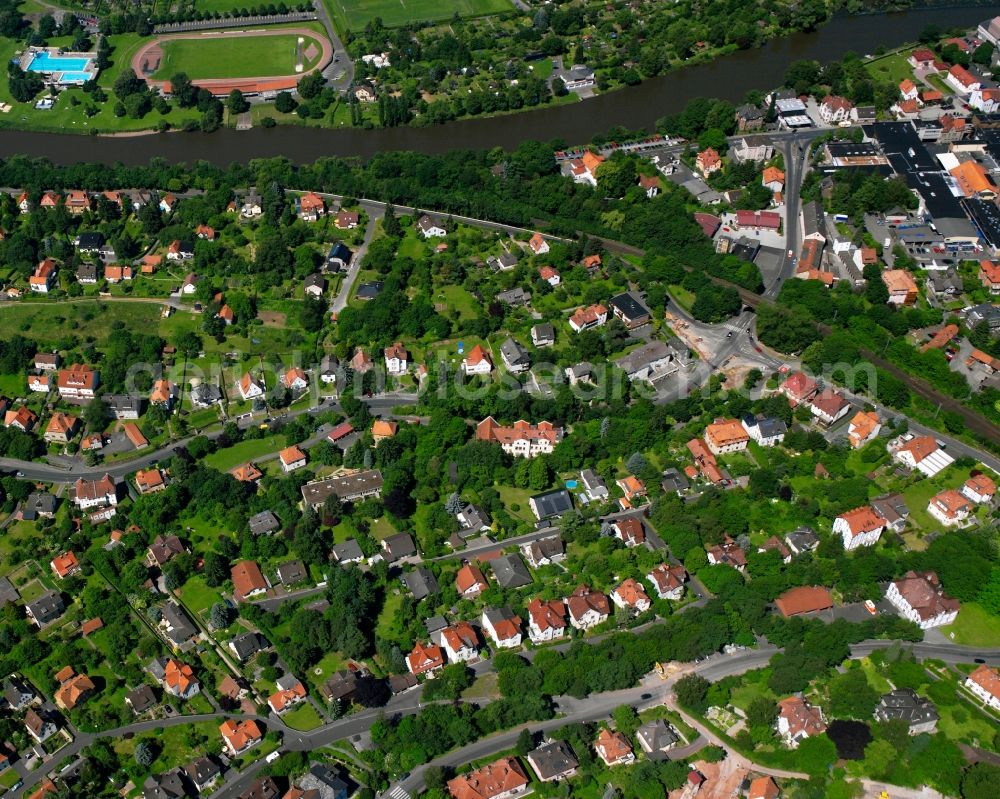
[58,71,94,83]
[27,53,92,73]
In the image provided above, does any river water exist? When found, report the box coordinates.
[1,5,998,165]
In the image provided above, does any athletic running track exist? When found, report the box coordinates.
[132,27,333,97]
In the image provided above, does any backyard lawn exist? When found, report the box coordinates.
[177,575,224,616]
[940,602,1000,647]
[203,435,287,472]
[282,702,324,731]
[864,51,916,85]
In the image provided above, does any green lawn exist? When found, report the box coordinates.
[0,301,164,346]
[281,701,324,731]
[369,515,398,541]
[865,50,916,86]
[375,591,406,644]
[323,0,512,32]
[306,650,345,692]
[177,575,223,616]
[940,603,1000,647]
[151,33,326,81]
[203,435,287,472]
[494,484,536,522]
[438,285,479,320]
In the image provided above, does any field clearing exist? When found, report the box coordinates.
[203,435,288,472]
[940,602,1000,647]
[323,0,512,32]
[0,300,163,344]
[151,33,325,80]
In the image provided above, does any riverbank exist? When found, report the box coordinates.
[0,4,997,164]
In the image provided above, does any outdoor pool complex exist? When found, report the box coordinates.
[23,49,98,85]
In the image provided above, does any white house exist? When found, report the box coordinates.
[965,665,1000,711]
[481,608,522,649]
[416,215,447,238]
[926,490,971,527]
[741,415,787,447]
[833,506,885,551]
[891,435,954,477]
[885,571,959,629]
[961,474,996,504]
[611,579,651,613]
[437,623,479,662]
[565,586,610,629]
[946,64,981,95]
[384,343,408,376]
[819,96,853,124]
[646,564,686,601]
[462,345,493,375]
[526,598,567,644]
[970,87,1000,113]
[236,373,265,401]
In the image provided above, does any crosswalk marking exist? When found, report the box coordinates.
[387,786,411,799]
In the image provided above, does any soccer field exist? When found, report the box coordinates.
[151,33,325,80]
[325,0,513,31]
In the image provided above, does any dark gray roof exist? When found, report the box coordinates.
[382,533,416,561]
[77,262,99,281]
[580,468,608,494]
[248,510,281,535]
[299,764,351,799]
[660,468,690,493]
[126,683,156,714]
[784,527,819,554]
[875,689,938,726]
[184,757,221,788]
[355,281,383,300]
[402,567,439,600]
[103,393,142,413]
[743,414,787,438]
[320,670,358,702]
[802,200,826,239]
[490,553,533,588]
[636,719,679,752]
[191,383,222,404]
[144,770,186,799]
[608,291,651,323]
[458,503,491,531]
[500,337,530,367]
[25,590,64,623]
[76,231,105,249]
[527,740,579,780]
[276,559,308,585]
[229,632,269,662]
[496,287,532,306]
[4,675,35,709]
[24,492,57,517]
[160,601,197,645]
[530,489,574,518]
[525,535,564,564]
[425,615,447,635]
[0,576,19,606]
[531,323,555,341]
[332,539,364,562]
[615,340,682,375]
[304,273,326,290]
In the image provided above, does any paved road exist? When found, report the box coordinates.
[0,393,413,484]
[851,639,1000,666]
[386,645,781,798]
[331,206,383,314]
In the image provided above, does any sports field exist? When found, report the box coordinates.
[324,0,513,31]
[150,33,325,80]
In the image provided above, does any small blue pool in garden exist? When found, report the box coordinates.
[565,480,578,489]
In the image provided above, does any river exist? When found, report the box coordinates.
[1,4,998,165]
